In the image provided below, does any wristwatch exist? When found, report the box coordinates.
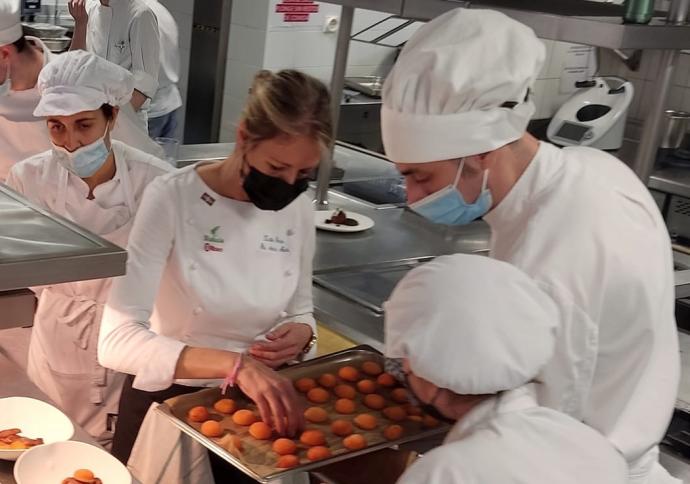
[301,328,318,355]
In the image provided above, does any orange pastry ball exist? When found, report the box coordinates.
[232,409,257,426]
[200,420,223,438]
[382,406,407,422]
[188,405,210,422]
[273,438,298,456]
[363,394,385,410]
[295,377,317,393]
[213,398,236,414]
[338,366,360,382]
[405,405,422,416]
[423,414,441,428]
[391,388,409,404]
[318,373,338,388]
[334,398,356,414]
[300,429,327,446]
[249,421,272,440]
[307,387,330,404]
[305,406,329,423]
[343,434,367,451]
[353,413,378,430]
[330,419,354,437]
[376,373,396,387]
[307,445,332,461]
[408,415,423,423]
[276,454,300,469]
[361,361,383,376]
[383,424,404,441]
[73,469,95,482]
[356,379,377,394]
[334,384,356,400]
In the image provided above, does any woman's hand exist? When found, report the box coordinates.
[249,323,313,369]
[235,356,305,436]
[68,0,88,24]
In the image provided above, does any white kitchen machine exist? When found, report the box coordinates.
[547,76,634,151]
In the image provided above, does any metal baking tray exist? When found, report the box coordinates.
[156,345,450,482]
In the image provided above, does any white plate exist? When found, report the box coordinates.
[315,210,375,233]
[14,440,132,484]
[0,397,74,461]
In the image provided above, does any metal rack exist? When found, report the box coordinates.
[315,0,690,208]
[0,184,127,291]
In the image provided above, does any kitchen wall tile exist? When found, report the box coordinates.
[629,78,645,119]
[175,12,193,54]
[160,0,193,17]
[347,41,395,68]
[537,39,554,80]
[225,61,261,99]
[293,31,338,68]
[263,31,297,70]
[673,53,690,87]
[532,79,550,119]
[641,50,662,81]
[232,0,270,30]
[228,25,267,65]
[667,85,686,111]
[637,80,656,119]
[298,66,335,85]
[220,95,246,142]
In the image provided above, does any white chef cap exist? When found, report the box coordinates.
[381,8,546,163]
[34,50,134,117]
[0,0,21,46]
[384,254,557,395]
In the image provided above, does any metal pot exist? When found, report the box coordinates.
[661,110,690,149]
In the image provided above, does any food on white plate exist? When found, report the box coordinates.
[0,428,43,450]
[61,468,103,484]
[325,209,359,227]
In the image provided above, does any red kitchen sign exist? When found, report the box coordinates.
[275,0,319,22]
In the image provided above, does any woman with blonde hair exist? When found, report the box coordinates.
[99,70,332,476]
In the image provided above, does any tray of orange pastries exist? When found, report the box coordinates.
[155,345,451,482]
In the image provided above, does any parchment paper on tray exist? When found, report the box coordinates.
[156,345,450,483]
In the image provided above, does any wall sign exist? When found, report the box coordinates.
[275,0,320,23]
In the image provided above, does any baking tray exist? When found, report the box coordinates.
[155,345,450,482]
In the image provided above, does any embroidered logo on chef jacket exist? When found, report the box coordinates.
[115,40,126,53]
[201,192,215,206]
[260,234,291,253]
[203,225,224,252]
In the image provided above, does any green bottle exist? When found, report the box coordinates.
[623,0,656,24]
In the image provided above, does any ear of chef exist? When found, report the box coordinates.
[47,105,118,153]
[384,254,559,416]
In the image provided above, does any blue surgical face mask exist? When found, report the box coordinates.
[410,159,492,225]
[52,124,112,178]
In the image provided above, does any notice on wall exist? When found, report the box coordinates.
[275,0,319,23]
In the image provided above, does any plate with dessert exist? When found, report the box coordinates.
[315,209,374,233]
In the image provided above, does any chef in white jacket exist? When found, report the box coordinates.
[386,254,628,484]
[5,50,171,446]
[99,70,331,482]
[0,0,163,181]
[70,0,160,129]
[382,8,680,484]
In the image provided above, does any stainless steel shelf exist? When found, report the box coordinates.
[323,0,690,50]
[0,184,127,291]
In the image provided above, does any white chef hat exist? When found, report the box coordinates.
[0,0,22,46]
[382,8,546,163]
[34,50,134,117]
[384,254,557,395]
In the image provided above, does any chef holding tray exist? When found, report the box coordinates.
[98,69,332,482]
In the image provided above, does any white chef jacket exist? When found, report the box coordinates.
[484,142,680,482]
[6,141,171,443]
[99,162,317,391]
[397,384,628,484]
[0,37,165,182]
[86,0,160,100]
[142,0,182,119]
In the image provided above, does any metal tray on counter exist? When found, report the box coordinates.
[156,345,449,483]
[344,77,384,98]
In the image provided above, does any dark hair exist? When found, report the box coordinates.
[11,35,27,54]
[100,104,115,120]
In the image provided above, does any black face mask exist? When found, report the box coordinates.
[243,165,309,211]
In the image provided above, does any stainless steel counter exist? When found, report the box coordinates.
[650,167,690,200]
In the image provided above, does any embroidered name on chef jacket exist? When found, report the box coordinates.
[203,225,224,252]
[260,231,292,253]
